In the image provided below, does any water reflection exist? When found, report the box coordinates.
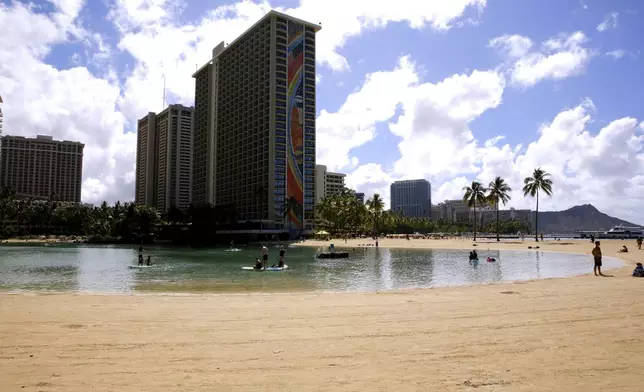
[0,245,623,293]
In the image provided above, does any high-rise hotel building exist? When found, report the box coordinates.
[390,179,432,219]
[192,10,320,230]
[135,104,194,212]
[0,135,84,202]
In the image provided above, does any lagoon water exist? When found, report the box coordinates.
[0,245,622,293]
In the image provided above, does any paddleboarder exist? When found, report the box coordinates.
[261,245,269,269]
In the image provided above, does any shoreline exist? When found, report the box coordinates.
[2,239,643,390]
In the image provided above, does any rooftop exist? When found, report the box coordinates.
[193,10,322,78]
[2,134,83,145]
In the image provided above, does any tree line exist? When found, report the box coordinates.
[0,167,552,242]
[462,167,553,242]
[316,168,553,241]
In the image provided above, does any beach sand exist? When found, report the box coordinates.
[2,239,643,391]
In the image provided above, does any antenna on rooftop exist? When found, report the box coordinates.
[162,74,166,110]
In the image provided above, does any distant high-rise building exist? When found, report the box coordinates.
[135,104,194,212]
[390,179,431,218]
[314,164,346,203]
[192,10,320,230]
[355,192,365,204]
[0,135,84,202]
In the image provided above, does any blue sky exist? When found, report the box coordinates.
[1,0,644,221]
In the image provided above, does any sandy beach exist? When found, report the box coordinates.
[2,239,643,391]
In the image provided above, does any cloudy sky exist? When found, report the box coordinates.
[1,0,643,222]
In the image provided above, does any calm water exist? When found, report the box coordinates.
[0,245,622,293]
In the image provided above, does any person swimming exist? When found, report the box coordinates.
[487,257,496,262]
[146,256,152,266]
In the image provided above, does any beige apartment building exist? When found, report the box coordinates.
[0,135,84,202]
[314,164,346,204]
[135,104,194,212]
[192,10,320,231]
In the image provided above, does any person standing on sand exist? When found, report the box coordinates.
[592,241,603,276]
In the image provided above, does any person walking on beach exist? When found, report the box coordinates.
[261,245,269,269]
[592,241,603,276]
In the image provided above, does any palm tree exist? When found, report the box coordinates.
[462,181,487,241]
[487,177,512,242]
[365,193,385,236]
[523,168,553,242]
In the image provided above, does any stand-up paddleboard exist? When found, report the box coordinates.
[129,265,153,269]
[225,248,242,252]
[241,265,288,271]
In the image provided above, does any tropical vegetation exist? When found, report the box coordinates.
[314,184,532,237]
[0,188,161,241]
[1,168,549,242]
[522,167,554,242]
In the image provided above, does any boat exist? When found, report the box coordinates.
[599,225,644,239]
[316,251,349,259]
[241,265,288,271]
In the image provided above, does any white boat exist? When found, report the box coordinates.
[599,225,644,239]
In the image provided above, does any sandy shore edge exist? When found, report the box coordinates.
[2,239,643,391]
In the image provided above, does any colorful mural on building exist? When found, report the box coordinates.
[286,22,304,229]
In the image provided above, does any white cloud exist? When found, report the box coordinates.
[488,34,533,59]
[112,0,486,124]
[345,84,644,221]
[490,31,592,87]
[321,57,644,221]
[0,1,132,204]
[597,12,618,32]
[3,0,642,225]
[317,56,418,171]
[606,49,626,59]
[1,0,486,205]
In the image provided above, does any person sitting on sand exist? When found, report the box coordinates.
[619,245,628,253]
[146,256,152,266]
[633,263,644,277]
[254,258,263,270]
[138,254,144,266]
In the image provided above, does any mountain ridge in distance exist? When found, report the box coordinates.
[535,204,641,233]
